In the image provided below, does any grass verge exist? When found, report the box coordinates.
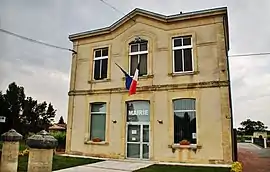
[135,165,231,172]
[18,155,102,172]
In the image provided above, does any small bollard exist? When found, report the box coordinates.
[26,130,58,172]
[0,129,23,172]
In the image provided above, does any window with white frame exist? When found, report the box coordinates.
[90,103,106,141]
[173,98,196,144]
[129,40,148,76]
[172,36,193,73]
[93,48,108,80]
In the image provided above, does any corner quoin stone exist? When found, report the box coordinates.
[26,130,58,149]
[1,129,23,142]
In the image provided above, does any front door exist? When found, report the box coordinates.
[126,123,149,159]
[126,101,150,160]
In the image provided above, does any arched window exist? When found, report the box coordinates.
[126,100,150,122]
[129,37,148,76]
[173,98,196,144]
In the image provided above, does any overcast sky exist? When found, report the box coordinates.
[0,0,270,128]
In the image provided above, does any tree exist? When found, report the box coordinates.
[4,82,25,131]
[238,119,268,135]
[0,82,57,135]
[58,116,65,124]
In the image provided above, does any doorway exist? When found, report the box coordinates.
[126,123,149,159]
[126,101,150,160]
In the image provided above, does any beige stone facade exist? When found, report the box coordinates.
[66,7,233,164]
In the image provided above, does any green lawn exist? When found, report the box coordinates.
[17,155,102,172]
[135,165,231,172]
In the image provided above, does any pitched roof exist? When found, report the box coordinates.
[49,124,66,130]
[69,7,228,41]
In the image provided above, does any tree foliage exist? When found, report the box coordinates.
[58,116,65,124]
[238,119,268,135]
[0,82,57,136]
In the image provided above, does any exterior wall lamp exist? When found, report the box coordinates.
[157,120,163,124]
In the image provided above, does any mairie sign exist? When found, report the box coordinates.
[128,110,149,116]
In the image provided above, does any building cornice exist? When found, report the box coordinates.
[69,7,227,41]
[68,80,229,96]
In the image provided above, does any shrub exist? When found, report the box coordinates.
[231,161,243,172]
[19,149,29,156]
[51,131,66,149]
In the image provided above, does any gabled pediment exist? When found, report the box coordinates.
[69,7,227,41]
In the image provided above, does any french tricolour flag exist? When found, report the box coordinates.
[115,63,139,95]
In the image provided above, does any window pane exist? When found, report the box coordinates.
[174,38,182,47]
[94,60,101,80]
[102,48,108,56]
[127,144,140,158]
[183,48,193,71]
[130,55,138,75]
[143,125,149,142]
[140,43,147,51]
[127,125,140,142]
[174,111,196,144]
[174,99,195,110]
[183,37,191,46]
[90,114,106,141]
[131,44,139,52]
[95,50,101,58]
[101,59,108,79]
[139,54,147,76]
[143,144,149,159]
[174,50,183,72]
[91,103,106,113]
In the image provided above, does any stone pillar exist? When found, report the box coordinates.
[26,130,58,172]
[0,129,23,172]
[263,138,267,148]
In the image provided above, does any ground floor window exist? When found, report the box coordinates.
[90,103,106,141]
[173,98,196,144]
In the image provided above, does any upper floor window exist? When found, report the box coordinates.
[93,48,108,80]
[90,103,106,141]
[173,98,196,144]
[129,39,148,76]
[172,36,193,73]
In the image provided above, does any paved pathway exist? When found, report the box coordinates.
[54,160,153,172]
[238,143,270,172]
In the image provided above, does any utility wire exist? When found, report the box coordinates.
[97,0,270,58]
[98,0,136,22]
[0,28,77,54]
[229,52,270,57]
[1,27,270,58]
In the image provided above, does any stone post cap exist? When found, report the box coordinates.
[1,129,23,142]
[26,130,58,149]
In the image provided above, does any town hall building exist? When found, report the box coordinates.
[66,7,234,165]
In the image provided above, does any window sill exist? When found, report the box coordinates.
[88,78,111,84]
[84,141,109,145]
[168,71,199,77]
[168,144,202,150]
[121,74,154,81]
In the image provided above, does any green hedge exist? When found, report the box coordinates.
[51,131,66,149]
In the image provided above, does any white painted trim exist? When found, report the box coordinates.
[94,56,108,60]
[129,51,148,56]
